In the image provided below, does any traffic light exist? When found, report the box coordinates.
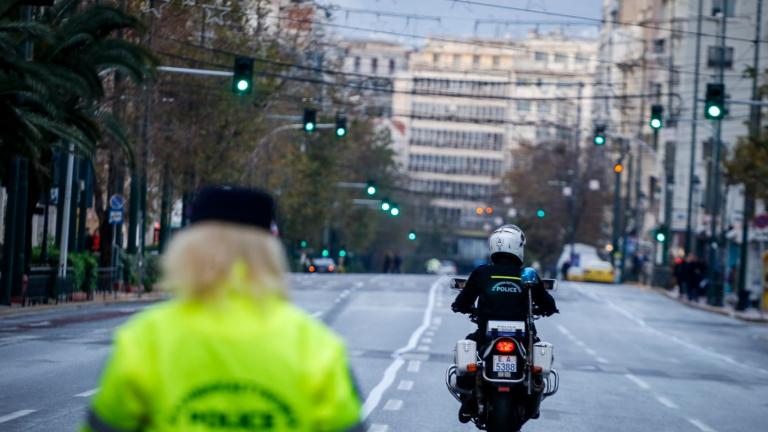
[366,180,376,196]
[390,204,400,216]
[380,198,391,212]
[536,209,546,218]
[614,162,624,173]
[408,231,417,241]
[649,104,663,130]
[339,248,347,258]
[303,108,317,132]
[232,56,253,95]
[654,225,668,243]
[593,125,606,146]
[335,114,347,137]
[704,83,725,120]
[299,240,308,248]
[321,248,330,257]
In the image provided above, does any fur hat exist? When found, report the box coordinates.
[190,185,275,231]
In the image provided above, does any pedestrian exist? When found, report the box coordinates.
[82,186,362,432]
[560,260,571,281]
[684,253,705,302]
[393,254,402,273]
[673,257,685,297]
[383,252,392,273]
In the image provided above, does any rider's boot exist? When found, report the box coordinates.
[456,374,477,423]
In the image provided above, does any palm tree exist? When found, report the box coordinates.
[0,0,155,301]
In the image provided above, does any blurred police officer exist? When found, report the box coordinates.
[83,186,362,431]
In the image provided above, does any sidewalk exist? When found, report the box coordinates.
[0,291,168,319]
[649,285,768,324]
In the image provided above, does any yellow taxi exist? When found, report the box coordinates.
[567,259,615,283]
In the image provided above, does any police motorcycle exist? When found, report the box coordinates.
[445,269,559,432]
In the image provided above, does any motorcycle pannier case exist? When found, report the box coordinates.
[533,342,554,375]
[454,340,477,374]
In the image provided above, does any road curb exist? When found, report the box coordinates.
[645,285,768,324]
[0,293,168,319]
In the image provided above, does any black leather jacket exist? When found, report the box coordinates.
[451,262,558,323]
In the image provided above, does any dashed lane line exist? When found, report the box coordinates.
[397,380,414,391]
[0,409,36,424]
[585,348,597,356]
[596,357,609,364]
[382,399,403,411]
[624,373,651,390]
[655,395,679,409]
[407,360,421,373]
[75,388,99,398]
[368,424,388,432]
[421,338,433,344]
[361,278,444,419]
[688,418,717,432]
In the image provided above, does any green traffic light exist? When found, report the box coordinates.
[336,127,346,137]
[656,232,666,242]
[594,135,605,145]
[339,250,347,258]
[390,206,400,216]
[366,186,376,195]
[300,240,308,248]
[236,79,249,91]
[707,105,722,119]
[381,201,391,211]
[408,231,416,241]
[321,249,329,257]
[536,209,546,218]
[650,118,662,129]
[304,122,315,132]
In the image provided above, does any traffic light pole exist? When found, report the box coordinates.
[658,128,672,267]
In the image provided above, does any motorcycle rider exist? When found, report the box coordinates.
[451,224,559,422]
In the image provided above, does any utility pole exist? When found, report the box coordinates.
[707,1,728,307]
[569,82,584,259]
[620,150,634,283]
[737,0,763,310]
[685,0,705,254]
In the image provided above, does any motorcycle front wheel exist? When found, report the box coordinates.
[485,392,525,432]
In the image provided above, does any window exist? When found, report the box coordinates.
[653,38,666,54]
[492,56,501,67]
[354,57,361,73]
[537,102,551,113]
[554,53,567,63]
[516,78,529,86]
[711,0,736,16]
[433,53,440,64]
[707,46,734,68]
[371,57,378,74]
[534,51,548,62]
[453,54,462,68]
[517,100,531,112]
[389,59,396,74]
[473,55,481,67]
[575,54,588,64]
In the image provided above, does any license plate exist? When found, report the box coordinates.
[493,355,517,373]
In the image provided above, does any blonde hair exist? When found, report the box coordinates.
[161,222,289,299]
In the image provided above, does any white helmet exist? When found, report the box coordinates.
[488,224,526,262]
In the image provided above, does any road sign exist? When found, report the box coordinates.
[754,213,768,229]
[109,210,123,225]
[109,194,125,211]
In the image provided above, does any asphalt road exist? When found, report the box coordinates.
[1,274,767,431]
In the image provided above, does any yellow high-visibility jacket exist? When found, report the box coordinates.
[83,272,362,431]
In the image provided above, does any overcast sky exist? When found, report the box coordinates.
[324,0,604,45]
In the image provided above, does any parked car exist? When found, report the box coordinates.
[307,258,336,273]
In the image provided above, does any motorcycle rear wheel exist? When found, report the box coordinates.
[486,392,525,432]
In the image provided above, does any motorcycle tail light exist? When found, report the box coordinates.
[466,363,478,373]
[495,339,515,353]
[532,366,543,374]
[309,266,316,272]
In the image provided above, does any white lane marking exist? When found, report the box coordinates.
[74,388,99,398]
[311,311,324,318]
[0,409,36,424]
[383,399,403,411]
[368,424,389,432]
[421,338,433,344]
[556,325,571,336]
[655,395,678,409]
[574,340,586,348]
[407,360,421,373]
[417,345,430,352]
[571,284,752,373]
[424,330,435,337]
[596,357,609,364]
[688,418,717,432]
[585,348,597,356]
[432,317,442,325]
[397,380,414,391]
[361,278,444,419]
[624,373,651,390]
[27,321,51,327]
